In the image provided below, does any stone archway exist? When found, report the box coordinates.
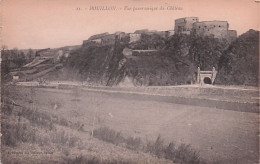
[197,67,217,85]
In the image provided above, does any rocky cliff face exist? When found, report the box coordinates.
[56,34,228,86]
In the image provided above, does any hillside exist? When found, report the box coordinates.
[215,30,259,86]
[6,30,259,87]
[50,34,229,86]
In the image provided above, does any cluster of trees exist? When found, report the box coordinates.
[129,33,166,50]
[215,30,259,86]
[1,46,35,75]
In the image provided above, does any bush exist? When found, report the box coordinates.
[215,30,259,86]
[126,136,142,150]
[174,144,203,164]
[146,135,165,158]
[164,142,176,160]
[20,108,54,129]
[2,122,37,147]
[145,135,204,164]
[92,127,124,145]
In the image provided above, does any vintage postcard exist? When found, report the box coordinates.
[0,0,259,163]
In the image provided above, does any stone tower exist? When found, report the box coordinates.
[174,17,199,35]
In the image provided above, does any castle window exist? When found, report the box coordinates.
[214,25,216,27]
[204,26,207,28]
[219,25,221,27]
[199,26,200,28]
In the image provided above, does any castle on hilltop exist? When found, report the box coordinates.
[83,17,237,46]
[174,17,237,42]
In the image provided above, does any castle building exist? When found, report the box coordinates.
[192,21,229,38]
[174,17,237,41]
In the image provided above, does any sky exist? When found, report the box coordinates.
[1,0,259,49]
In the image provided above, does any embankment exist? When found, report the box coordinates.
[15,82,259,113]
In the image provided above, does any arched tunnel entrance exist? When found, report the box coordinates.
[203,77,212,84]
[197,67,218,85]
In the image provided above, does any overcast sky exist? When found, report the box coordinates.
[1,0,259,49]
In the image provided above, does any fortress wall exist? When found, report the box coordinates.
[192,21,229,38]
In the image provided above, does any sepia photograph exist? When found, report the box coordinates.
[0,0,259,163]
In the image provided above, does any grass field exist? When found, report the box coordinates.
[1,85,259,163]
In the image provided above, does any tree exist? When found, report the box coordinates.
[28,49,34,60]
[1,45,8,51]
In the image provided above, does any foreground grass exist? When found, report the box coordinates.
[65,155,136,164]
[2,86,210,164]
[1,87,169,164]
[93,127,206,164]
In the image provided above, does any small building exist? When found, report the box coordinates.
[115,31,126,40]
[13,75,19,81]
[155,31,168,38]
[122,48,133,57]
[10,72,25,82]
[83,32,126,46]
[134,29,149,34]
[129,33,141,43]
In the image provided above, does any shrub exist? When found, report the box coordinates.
[146,135,165,158]
[126,136,142,150]
[92,127,206,164]
[92,127,124,145]
[164,142,176,161]
[20,108,54,129]
[2,122,37,147]
[174,144,203,164]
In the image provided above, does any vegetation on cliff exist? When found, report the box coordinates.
[6,30,258,87]
[215,30,259,86]
[61,34,231,86]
